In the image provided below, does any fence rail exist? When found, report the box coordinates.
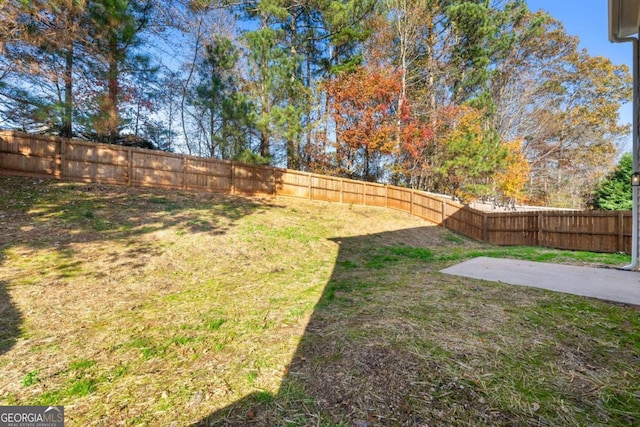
[0,130,632,254]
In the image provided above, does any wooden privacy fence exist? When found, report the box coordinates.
[0,130,633,254]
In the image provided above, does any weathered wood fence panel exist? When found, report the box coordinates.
[484,210,632,253]
[342,180,365,205]
[538,211,628,253]
[311,174,342,202]
[65,140,129,184]
[444,202,485,241]
[0,133,60,178]
[487,212,539,247]
[0,130,633,254]
[364,182,386,207]
[184,156,232,192]
[277,170,311,199]
[232,164,275,195]
[386,186,412,213]
[131,150,183,189]
[412,192,445,224]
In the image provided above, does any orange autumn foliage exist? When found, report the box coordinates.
[495,139,530,202]
[327,66,401,178]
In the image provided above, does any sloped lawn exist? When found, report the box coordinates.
[0,175,637,426]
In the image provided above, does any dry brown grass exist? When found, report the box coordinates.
[0,175,638,427]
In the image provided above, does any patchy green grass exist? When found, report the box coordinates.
[20,370,39,387]
[0,175,638,427]
[435,244,631,266]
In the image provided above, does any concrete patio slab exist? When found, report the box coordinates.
[441,257,640,306]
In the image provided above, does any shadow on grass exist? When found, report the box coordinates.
[192,227,493,426]
[0,281,22,355]
[192,226,640,427]
[0,175,277,355]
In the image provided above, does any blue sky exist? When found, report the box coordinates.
[527,0,628,64]
[527,0,633,138]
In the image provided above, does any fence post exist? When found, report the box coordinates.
[59,138,66,180]
[618,211,625,253]
[127,148,133,186]
[385,184,388,208]
[441,200,446,226]
[483,213,488,243]
[182,157,187,190]
[271,167,276,195]
[536,213,543,247]
[363,182,367,206]
[340,178,343,204]
[230,162,235,195]
[308,173,313,200]
[410,190,414,215]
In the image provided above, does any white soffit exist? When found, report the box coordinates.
[609,0,640,41]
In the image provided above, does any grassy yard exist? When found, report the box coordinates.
[0,175,638,426]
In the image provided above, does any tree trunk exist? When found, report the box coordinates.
[60,43,73,138]
[106,43,120,143]
[260,129,270,158]
[287,138,298,169]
